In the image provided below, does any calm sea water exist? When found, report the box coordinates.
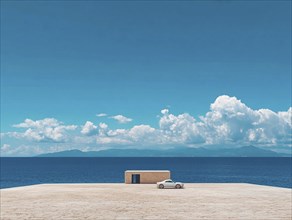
[1,157,291,189]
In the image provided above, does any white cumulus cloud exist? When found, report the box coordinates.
[2,144,11,151]
[200,95,292,146]
[159,112,204,145]
[12,118,77,142]
[161,109,169,115]
[81,121,98,136]
[2,95,291,156]
[95,124,158,146]
[92,95,291,148]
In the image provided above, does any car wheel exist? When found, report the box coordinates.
[175,184,181,189]
[159,184,164,189]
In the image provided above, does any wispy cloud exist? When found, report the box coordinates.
[110,115,133,124]
[96,113,107,117]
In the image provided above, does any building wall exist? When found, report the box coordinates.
[125,171,170,184]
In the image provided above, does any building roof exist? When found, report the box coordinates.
[125,170,170,173]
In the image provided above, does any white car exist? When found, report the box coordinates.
[157,179,184,189]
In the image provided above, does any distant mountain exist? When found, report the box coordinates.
[37,146,290,157]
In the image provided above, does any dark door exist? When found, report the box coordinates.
[131,174,140,184]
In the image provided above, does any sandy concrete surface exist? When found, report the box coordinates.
[1,183,291,220]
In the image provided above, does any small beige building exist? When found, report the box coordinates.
[125,170,170,184]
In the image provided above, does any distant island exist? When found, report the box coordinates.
[37,146,291,157]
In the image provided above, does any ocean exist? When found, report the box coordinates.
[1,157,291,189]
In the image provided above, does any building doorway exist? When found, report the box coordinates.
[131,174,140,184]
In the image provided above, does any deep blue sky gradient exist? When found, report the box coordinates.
[1,1,291,130]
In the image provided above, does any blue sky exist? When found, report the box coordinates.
[1,1,291,156]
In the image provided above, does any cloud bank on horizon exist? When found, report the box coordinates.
[1,95,291,156]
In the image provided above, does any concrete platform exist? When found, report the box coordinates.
[1,183,291,220]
